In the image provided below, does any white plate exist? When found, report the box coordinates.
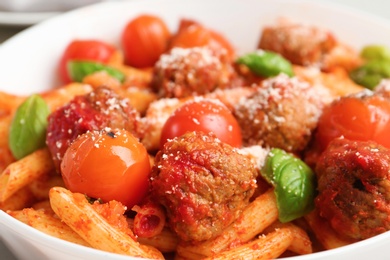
[1,0,390,259]
[0,11,60,26]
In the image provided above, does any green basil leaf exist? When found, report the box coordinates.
[360,45,390,62]
[236,50,294,78]
[349,60,390,90]
[68,61,125,83]
[9,94,50,159]
[261,148,316,223]
[262,148,291,185]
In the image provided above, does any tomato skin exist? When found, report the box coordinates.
[160,99,242,148]
[59,40,116,84]
[61,129,150,208]
[316,95,390,151]
[121,14,170,68]
[169,19,235,60]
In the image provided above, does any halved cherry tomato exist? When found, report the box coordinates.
[61,129,150,208]
[169,19,235,60]
[121,14,171,68]
[160,99,242,148]
[315,94,390,151]
[58,40,116,84]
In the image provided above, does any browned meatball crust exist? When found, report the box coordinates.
[258,21,336,67]
[151,47,240,98]
[150,131,257,242]
[233,74,324,153]
[316,138,390,240]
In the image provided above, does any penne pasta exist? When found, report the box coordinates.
[31,200,53,211]
[304,209,357,250]
[28,174,65,201]
[21,208,91,247]
[0,115,12,147]
[0,91,25,116]
[203,227,294,260]
[0,186,35,211]
[41,83,93,112]
[49,187,164,259]
[263,221,313,255]
[0,148,54,202]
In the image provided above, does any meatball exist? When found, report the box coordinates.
[315,138,390,240]
[151,131,257,242]
[151,47,240,98]
[46,86,140,171]
[258,21,336,67]
[233,74,324,153]
[258,20,362,71]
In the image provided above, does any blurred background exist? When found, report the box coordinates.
[0,0,117,42]
[0,0,389,259]
[0,0,389,43]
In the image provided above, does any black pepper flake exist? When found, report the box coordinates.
[107,131,116,138]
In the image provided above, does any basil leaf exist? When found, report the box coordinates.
[261,148,316,223]
[236,50,294,78]
[68,61,125,83]
[361,45,390,62]
[349,60,390,90]
[9,94,50,159]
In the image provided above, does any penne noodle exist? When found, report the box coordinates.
[28,174,65,201]
[0,116,16,173]
[178,189,279,257]
[293,65,363,99]
[0,148,54,202]
[0,91,25,115]
[304,209,357,250]
[203,227,294,260]
[8,210,29,224]
[115,65,153,89]
[41,83,93,112]
[22,208,91,247]
[82,71,122,90]
[264,221,312,255]
[0,146,15,174]
[118,87,157,115]
[176,246,205,260]
[31,200,53,211]
[0,186,35,211]
[49,187,164,259]
[0,115,12,147]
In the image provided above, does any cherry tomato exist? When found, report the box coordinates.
[169,19,235,60]
[59,40,116,84]
[160,99,242,148]
[61,129,150,208]
[121,14,171,68]
[316,95,390,151]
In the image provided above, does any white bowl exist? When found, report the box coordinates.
[1,0,390,259]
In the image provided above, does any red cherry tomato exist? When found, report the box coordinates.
[169,19,235,60]
[58,40,116,84]
[61,129,150,208]
[121,14,171,68]
[316,95,390,151]
[160,99,242,148]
